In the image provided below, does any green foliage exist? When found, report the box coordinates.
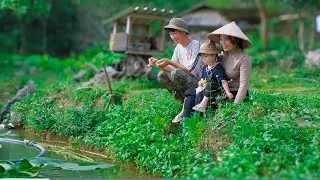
[3,51,319,178]
[182,113,206,146]
[76,0,205,15]
[11,83,120,137]
[0,50,128,107]
[278,0,320,11]
[0,158,113,178]
[0,53,79,108]
[112,77,163,94]
[46,0,78,56]
[0,159,40,178]
[0,0,50,17]
[157,47,174,59]
[0,0,207,55]
[0,0,78,55]
[185,90,320,179]
[76,42,125,67]
[83,89,207,177]
[1,31,319,179]
[246,31,305,67]
[250,67,320,90]
[7,76,320,179]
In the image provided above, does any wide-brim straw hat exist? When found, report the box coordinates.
[208,21,252,49]
[164,18,189,34]
[199,40,219,55]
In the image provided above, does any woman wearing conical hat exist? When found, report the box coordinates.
[208,21,252,103]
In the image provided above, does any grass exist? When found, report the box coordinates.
[0,52,319,179]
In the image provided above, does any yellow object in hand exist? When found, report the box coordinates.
[200,79,207,88]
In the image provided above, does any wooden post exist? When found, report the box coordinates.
[126,15,131,34]
[126,16,132,51]
[113,21,118,34]
[102,63,115,104]
[160,20,166,51]
[148,24,152,37]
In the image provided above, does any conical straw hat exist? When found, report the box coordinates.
[208,21,252,49]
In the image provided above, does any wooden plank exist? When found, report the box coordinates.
[125,50,163,56]
[110,33,127,52]
[130,13,166,21]
[160,20,166,51]
[113,21,118,34]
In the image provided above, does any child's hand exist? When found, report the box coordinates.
[199,79,207,88]
[226,92,234,99]
[198,79,203,86]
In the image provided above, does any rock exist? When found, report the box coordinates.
[9,112,20,128]
[13,61,28,67]
[86,63,101,74]
[0,80,36,121]
[104,66,118,78]
[306,49,320,67]
[6,122,15,129]
[82,66,118,86]
[82,72,106,87]
[28,67,39,74]
[14,71,26,77]
[74,70,86,82]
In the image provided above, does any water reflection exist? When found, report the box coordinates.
[0,142,39,160]
[0,129,157,179]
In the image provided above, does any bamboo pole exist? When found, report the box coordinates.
[102,63,115,104]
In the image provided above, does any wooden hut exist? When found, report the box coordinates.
[177,3,260,42]
[103,6,173,56]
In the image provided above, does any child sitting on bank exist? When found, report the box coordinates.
[192,40,233,113]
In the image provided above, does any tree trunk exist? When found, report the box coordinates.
[19,18,27,54]
[255,0,268,50]
[41,18,48,53]
[298,14,306,54]
[308,15,316,51]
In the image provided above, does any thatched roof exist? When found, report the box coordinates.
[182,10,229,29]
[102,6,173,25]
[177,2,260,30]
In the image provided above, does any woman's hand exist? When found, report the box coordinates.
[226,91,234,99]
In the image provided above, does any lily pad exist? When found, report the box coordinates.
[29,157,114,171]
[43,162,114,171]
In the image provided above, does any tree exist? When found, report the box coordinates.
[208,0,277,50]
[0,0,51,53]
[278,0,320,53]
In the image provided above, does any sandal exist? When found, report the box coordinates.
[192,104,207,113]
[172,114,183,123]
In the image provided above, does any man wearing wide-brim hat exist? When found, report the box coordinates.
[148,18,203,123]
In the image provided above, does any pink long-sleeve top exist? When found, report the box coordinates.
[220,48,252,103]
